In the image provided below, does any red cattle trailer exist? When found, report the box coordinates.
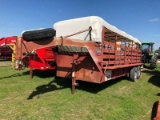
[15,16,143,93]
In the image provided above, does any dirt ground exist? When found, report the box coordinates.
[0,60,12,67]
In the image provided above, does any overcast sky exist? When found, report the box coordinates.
[0,0,160,49]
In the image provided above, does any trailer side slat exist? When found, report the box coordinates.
[102,27,142,67]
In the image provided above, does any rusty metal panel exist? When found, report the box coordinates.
[56,54,73,78]
[56,54,102,83]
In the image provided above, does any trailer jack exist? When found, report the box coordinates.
[15,60,25,70]
[71,54,79,94]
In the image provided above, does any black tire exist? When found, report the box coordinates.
[150,55,157,69]
[22,28,56,41]
[137,66,141,79]
[130,67,138,82]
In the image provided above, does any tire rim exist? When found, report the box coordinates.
[134,71,137,80]
[137,69,140,78]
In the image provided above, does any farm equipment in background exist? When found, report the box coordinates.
[15,16,143,94]
[142,42,158,69]
[0,45,13,59]
[0,34,56,78]
[158,47,160,59]
[0,37,17,60]
[0,36,17,67]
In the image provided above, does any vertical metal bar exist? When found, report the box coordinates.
[120,40,122,65]
[13,44,16,68]
[8,44,16,68]
[114,35,117,65]
[71,54,78,94]
[124,39,126,64]
[72,61,75,94]
[140,44,142,63]
[102,27,105,62]
[131,41,133,64]
[136,45,137,63]
[101,27,106,83]
[72,77,76,94]
[30,55,33,79]
[16,36,22,61]
[89,26,92,41]
[30,68,33,79]
[108,39,110,66]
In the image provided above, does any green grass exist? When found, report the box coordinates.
[0,64,160,120]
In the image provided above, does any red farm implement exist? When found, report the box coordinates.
[22,46,56,78]
[0,45,12,59]
[17,28,57,78]
[0,36,17,60]
[0,35,56,78]
[15,16,143,93]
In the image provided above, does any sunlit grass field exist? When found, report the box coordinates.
[0,62,160,120]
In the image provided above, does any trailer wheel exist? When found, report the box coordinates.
[136,66,141,79]
[130,67,138,82]
[150,55,157,69]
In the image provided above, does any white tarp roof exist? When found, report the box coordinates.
[54,16,141,44]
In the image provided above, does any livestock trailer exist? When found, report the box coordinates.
[16,16,143,93]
